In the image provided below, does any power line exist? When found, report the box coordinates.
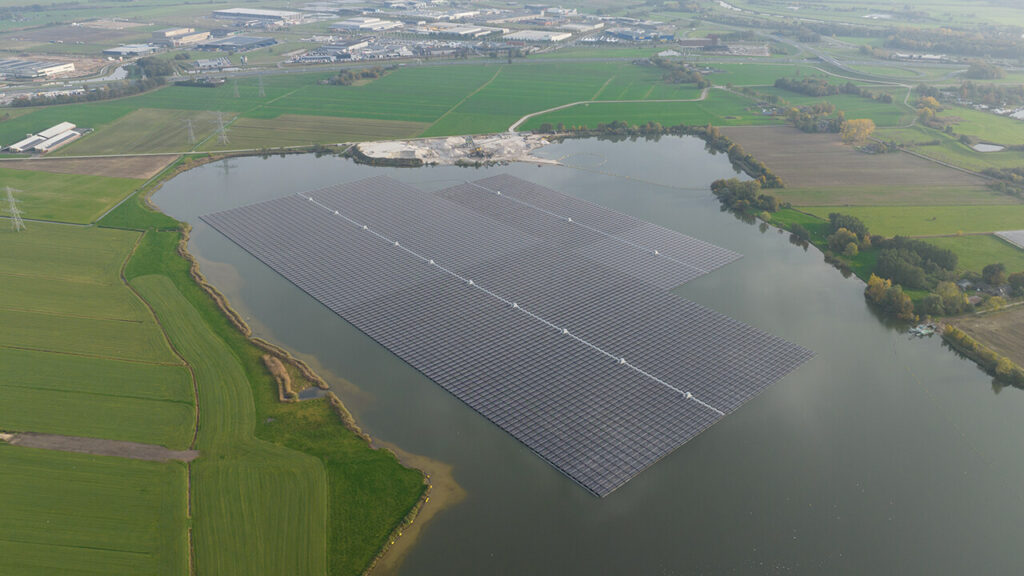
[5,186,25,232]
[216,111,230,145]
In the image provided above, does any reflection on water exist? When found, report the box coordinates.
[154,136,1024,575]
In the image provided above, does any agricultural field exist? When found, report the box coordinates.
[752,87,914,127]
[0,166,143,223]
[200,115,428,151]
[0,223,192,576]
[0,446,188,576]
[718,126,997,205]
[800,205,1024,237]
[0,224,191,448]
[0,348,194,448]
[4,61,736,155]
[954,306,1024,368]
[933,105,1024,147]
[0,155,176,179]
[707,63,823,86]
[520,89,781,130]
[57,109,223,156]
[922,235,1024,275]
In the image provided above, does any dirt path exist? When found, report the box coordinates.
[1,432,199,462]
[507,86,710,132]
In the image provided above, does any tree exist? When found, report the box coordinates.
[840,118,875,146]
[934,281,968,314]
[789,223,810,242]
[828,227,858,252]
[1009,271,1024,296]
[865,274,890,302]
[844,242,859,257]
[982,263,1007,286]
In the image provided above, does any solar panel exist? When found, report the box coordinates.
[202,175,812,496]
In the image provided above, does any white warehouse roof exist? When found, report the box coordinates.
[37,122,77,139]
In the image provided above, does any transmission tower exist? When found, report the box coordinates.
[5,186,25,232]
[216,111,230,145]
[257,73,265,98]
[233,79,240,98]
[186,118,196,145]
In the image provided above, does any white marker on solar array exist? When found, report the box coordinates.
[298,192,725,417]
[467,181,709,275]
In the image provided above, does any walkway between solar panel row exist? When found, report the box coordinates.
[201,175,812,497]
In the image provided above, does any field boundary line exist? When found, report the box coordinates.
[0,306,145,323]
[118,230,201,576]
[0,344,185,367]
[423,65,505,133]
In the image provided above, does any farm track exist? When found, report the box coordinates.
[1,432,199,462]
[508,86,710,132]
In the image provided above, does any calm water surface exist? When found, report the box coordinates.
[154,137,1024,575]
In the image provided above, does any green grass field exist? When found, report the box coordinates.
[754,87,914,127]
[935,105,1024,147]
[0,167,143,223]
[520,89,782,130]
[57,108,221,156]
[776,185,1016,206]
[801,205,1024,237]
[923,235,1024,275]
[876,125,1024,173]
[0,348,193,448]
[201,115,428,151]
[0,446,188,576]
[4,61,732,154]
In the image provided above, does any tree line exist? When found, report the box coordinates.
[327,66,390,86]
[773,77,893,104]
[647,57,710,89]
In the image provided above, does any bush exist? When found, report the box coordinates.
[982,262,1007,286]
[789,223,810,242]
[865,274,915,320]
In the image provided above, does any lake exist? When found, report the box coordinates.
[153,136,1024,575]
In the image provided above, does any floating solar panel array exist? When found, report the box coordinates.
[202,174,812,496]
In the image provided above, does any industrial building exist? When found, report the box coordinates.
[0,58,75,79]
[103,44,159,57]
[212,8,303,25]
[294,39,369,63]
[503,29,571,42]
[5,122,80,153]
[330,17,403,32]
[152,27,210,46]
[198,36,277,52]
[411,22,503,37]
